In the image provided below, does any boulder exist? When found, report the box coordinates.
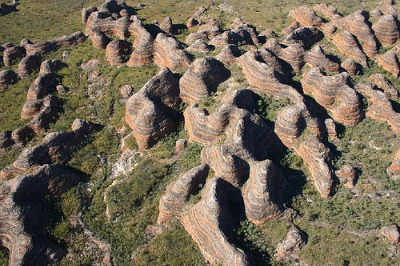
[274,226,307,261]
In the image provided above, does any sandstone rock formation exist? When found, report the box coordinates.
[216,44,241,65]
[264,38,305,71]
[85,9,131,40]
[274,226,306,261]
[377,46,400,78]
[180,57,225,104]
[0,119,101,181]
[336,164,357,188]
[22,32,86,56]
[105,39,130,65]
[301,67,362,126]
[157,164,209,224]
[127,16,154,66]
[355,83,400,133]
[304,45,340,72]
[125,68,180,150]
[289,6,323,27]
[339,11,378,59]
[313,3,340,20]
[3,45,25,66]
[181,178,252,265]
[242,160,285,225]
[341,58,359,75]
[283,26,323,49]
[372,14,400,47]
[332,30,368,67]
[160,16,173,33]
[381,225,400,245]
[17,53,41,78]
[0,69,18,89]
[370,73,399,98]
[153,33,191,71]
[81,6,98,24]
[0,164,79,265]
[388,148,400,177]
[187,39,212,54]
[209,23,258,47]
[374,0,398,17]
[0,131,13,150]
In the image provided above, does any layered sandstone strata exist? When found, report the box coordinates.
[304,45,340,72]
[289,6,323,27]
[153,33,191,71]
[242,160,285,225]
[341,58,359,75]
[209,23,258,47]
[125,68,180,150]
[355,83,400,133]
[377,46,400,78]
[336,164,357,188]
[313,3,340,20]
[0,119,101,181]
[3,45,25,66]
[301,67,362,126]
[22,32,86,56]
[388,148,400,177]
[127,16,154,66]
[265,39,305,71]
[370,73,399,98]
[187,39,212,53]
[274,226,306,261]
[17,53,41,78]
[160,16,173,33]
[332,30,368,67]
[180,57,225,104]
[181,178,252,265]
[105,39,130,65]
[0,164,79,265]
[372,14,400,47]
[216,44,241,65]
[85,11,130,40]
[282,26,323,49]
[157,164,209,224]
[0,69,18,89]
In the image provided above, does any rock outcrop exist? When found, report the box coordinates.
[304,45,340,72]
[0,165,79,265]
[381,225,400,245]
[125,68,180,150]
[181,178,252,265]
[289,6,323,27]
[187,39,212,53]
[216,44,241,65]
[153,33,191,71]
[180,57,225,104]
[22,32,86,56]
[377,46,400,78]
[355,83,400,133]
[341,58,360,75]
[336,164,357,188]
[372,14,400,47]
[160,16,173,33]
[209,22,258,47]
[0,69,18,89]
[274,226,306,261]
[242,160,284,225]
[388,148,400,178]
[370,73,399,98]
[301,67,362,126]
[265,39,305,71]
[3,45,25,66]
[283,26,323,49]
[17,53,41,78]
[0,119,101,181]
[157,164,209,224]
[105,39,130,65]
[332,30,368,67]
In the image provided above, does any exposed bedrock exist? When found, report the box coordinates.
[21,60,59,120]
[127,16,154,66]
[289,6,323,28]
[301,67,362,126]
[304,45,340,72]
[374,0,398,17]
[180,57,226,104]
[242,160,285,225]
[0,164,79,265]
[339,10,378,59]
[313,3,340,20]
[372,14,400,47]
[264,38,305,71]
[22,32,87,56]
[355,83,400,133]
[341,58,360,75]
[381,225,400,245]
[153,33,191,71]
[157,164,209,224]
[282,26,323,49]
[370,73,399,98]
[209,23,258,47]
[332,30,368,67]
[181,178,253,266]
[388,148,400,178]
[274,226,307,261]
[81,6,98,24]
[125,68,180,150]
[377,45,400,78]
[0,119,101,181]
[160,16,173,33]
[187,39,212,54]
[3,45,25,67]
[0,69,18,89]
[295,134,334,198]
[216,44,241,65]
[17,53,41,78]
[85,11,131,40]
[90,31,111,49]
[105,39,130,65]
